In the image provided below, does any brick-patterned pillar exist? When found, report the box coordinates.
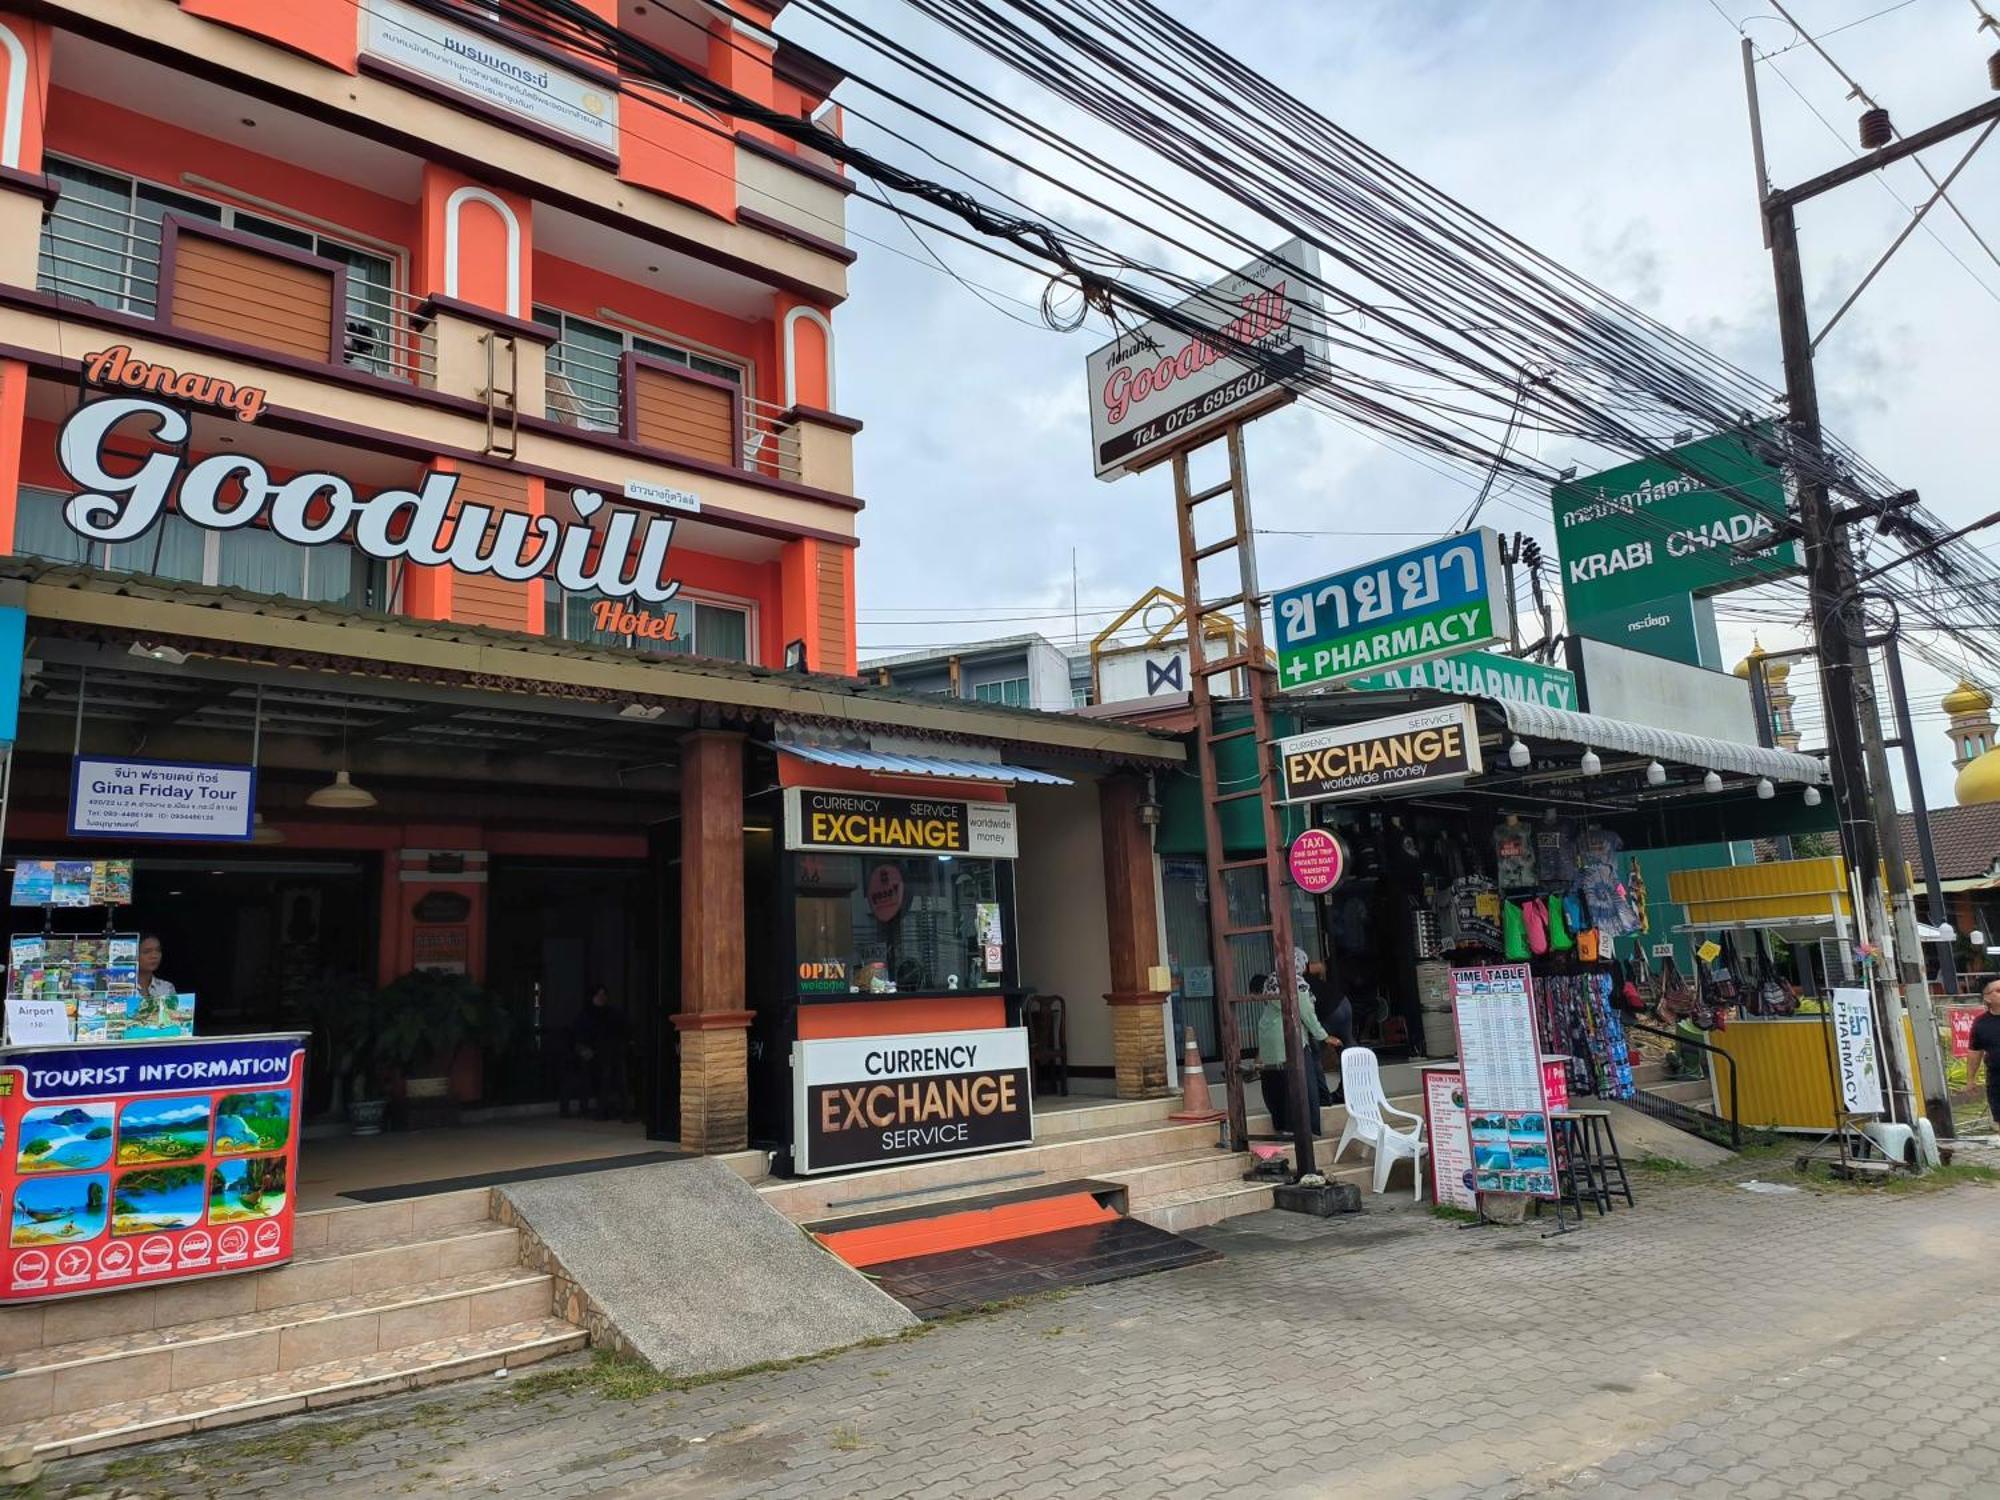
[1100,775,1171,1099]
[674,730,752,1151]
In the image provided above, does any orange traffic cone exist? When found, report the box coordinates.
[1170,1026,1224,1122]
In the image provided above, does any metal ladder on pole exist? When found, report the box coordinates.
[1169,425,1317,1174]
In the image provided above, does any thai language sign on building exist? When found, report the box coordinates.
[68,757,256,843]
[792,1028,1033,1172]
[1349,648,1576,710]
[1086,238,1328,478]
[2,1034,306,1302]
[1276,704,1482,804]
[1551,430,1801,619]
[1273,529,1509,691]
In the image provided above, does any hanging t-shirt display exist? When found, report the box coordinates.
[1534,818,1580,884]
[1576,826,1641,936]
[1442,875,1502,952]
[1493,820,1537,891]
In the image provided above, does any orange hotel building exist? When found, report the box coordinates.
[0,0,1182,1163]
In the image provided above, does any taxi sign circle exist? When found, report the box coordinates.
[1287,828,1346,895]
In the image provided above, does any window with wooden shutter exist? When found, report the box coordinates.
[165,220,337,362]
[816,546,848,674]
[446,465,535,632]
[627,355,740,466]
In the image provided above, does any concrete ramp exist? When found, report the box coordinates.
[1602,1099,1737,1168]
[498,1158,918,1376]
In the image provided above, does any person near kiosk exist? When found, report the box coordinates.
[1256,957,1328,1137]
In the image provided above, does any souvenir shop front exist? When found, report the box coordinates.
[1261,692,1832,1107]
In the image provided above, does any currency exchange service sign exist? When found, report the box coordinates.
[1273,528,1510,691]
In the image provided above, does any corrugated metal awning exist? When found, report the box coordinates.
[778,744,1073,785]
[1498,701,1828,784]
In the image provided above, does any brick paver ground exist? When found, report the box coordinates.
[43,1158,2000,1499]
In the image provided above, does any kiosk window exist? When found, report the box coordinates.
[794,853,1004,993]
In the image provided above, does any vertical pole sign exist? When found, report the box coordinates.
[1087,240,1328,1167]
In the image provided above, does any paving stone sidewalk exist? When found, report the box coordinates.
[43,1162,2000,1499]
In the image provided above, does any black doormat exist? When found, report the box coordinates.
[863,1216,1221,1318]
[337,1150,688,1202]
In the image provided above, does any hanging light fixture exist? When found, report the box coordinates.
[1756,777,1775,800]
[1579,747,1602,776]
[249,813,286,846]
[1803,785,1822,807]
[308,706,377,810]
[1972,929,1988,949]
[1703,770,1723,793]
[1508,738,1531,768]
[1645,760,1666,787]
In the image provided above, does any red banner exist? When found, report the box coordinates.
[1951,1007,1980,1060]
[2,1034,305,1302]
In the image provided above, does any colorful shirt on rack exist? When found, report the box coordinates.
[1534,818,1580,884]
[1493,821,1538,891]
[1443,875,1503,952]
[1576,826,1641,936]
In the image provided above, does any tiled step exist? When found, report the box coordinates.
[0,1214,516,1356]
[0,1268,554,1429]
[15,1317,586,1460]
[758,1115,1233,1224]
[1133,1181,1277,1233]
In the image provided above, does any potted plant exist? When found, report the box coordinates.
[374,970,514,1113]
[292,971,389,1134]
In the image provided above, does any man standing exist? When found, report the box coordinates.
[1970,978,2000,1130]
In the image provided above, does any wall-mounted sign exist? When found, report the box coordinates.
[1551,429,1801,620]
[792,1026,1033,1173]
[624,479,701,514]
[83,346,266,422]
[68,756,255,843]
[361,0,620,154]
[410,926,468,975]
[0,1033,306,1303]
[1286,828,1346,895]
[798,959,849,995]
[1569,592,1718,670]
[590,598,680,643]
[1274,529,1510,691]
[1277,704,1483,805]
[783,788,1019,860]
[1086,238,1328,478]
[411,890,472,923]
[57,393,683,603]
[1350,649,1576,711]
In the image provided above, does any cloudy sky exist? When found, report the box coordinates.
[781,1,2000,806]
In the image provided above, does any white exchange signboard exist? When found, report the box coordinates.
[68,756,255,843]
[793,1027,1034,1174]
[362,0,621,155]
[1085,238,1328,478]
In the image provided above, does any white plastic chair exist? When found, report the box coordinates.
[1333,1047,1428,1199]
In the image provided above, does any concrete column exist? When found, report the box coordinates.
[674,730,752,1151]
[1100,774,1171,1099]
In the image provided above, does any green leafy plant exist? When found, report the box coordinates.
[374,969,515,1082]
[294,969,387,1103]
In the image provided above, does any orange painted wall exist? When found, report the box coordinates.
[179,0,359,73]
[619,87,736,224]
[0,360,26,553]
[419,165,530,316]
[45,90,414,252]
[0,13,52,172]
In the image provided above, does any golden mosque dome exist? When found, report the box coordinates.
[1956,747,2000,806]
[1731,640,1789,682]
[1942,679,1994,718]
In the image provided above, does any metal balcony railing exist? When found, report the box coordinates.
[38,196,433,386]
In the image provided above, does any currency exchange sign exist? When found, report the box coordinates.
[1550,429,1802,619]
[1273,528,1510,691]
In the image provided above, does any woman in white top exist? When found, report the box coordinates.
[134,934,176,1025]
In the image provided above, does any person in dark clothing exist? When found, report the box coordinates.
[1306,958,1355,1102]
[563,984,627,1120]
[1969,978,2000,1128]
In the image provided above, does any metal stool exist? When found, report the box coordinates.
[1566,1107,1635,1210]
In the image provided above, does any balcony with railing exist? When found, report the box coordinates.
[540,321,803,483]
[37,179,435,387]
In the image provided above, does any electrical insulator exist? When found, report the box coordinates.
[1858,107,1893,150]
[1989,49,2000,91]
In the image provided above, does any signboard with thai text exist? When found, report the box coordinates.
[1551,430,1801,620]
[361,0,621,154]
[1086,238,1328,478]
[1276,704,1482,805]
[783,788,1019,860]
[1274,529,1509,690]
[792,1027,1033,1173]
[69,756,255,844]
[2,1034,305,1302]
[1830,987,1884,1116]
